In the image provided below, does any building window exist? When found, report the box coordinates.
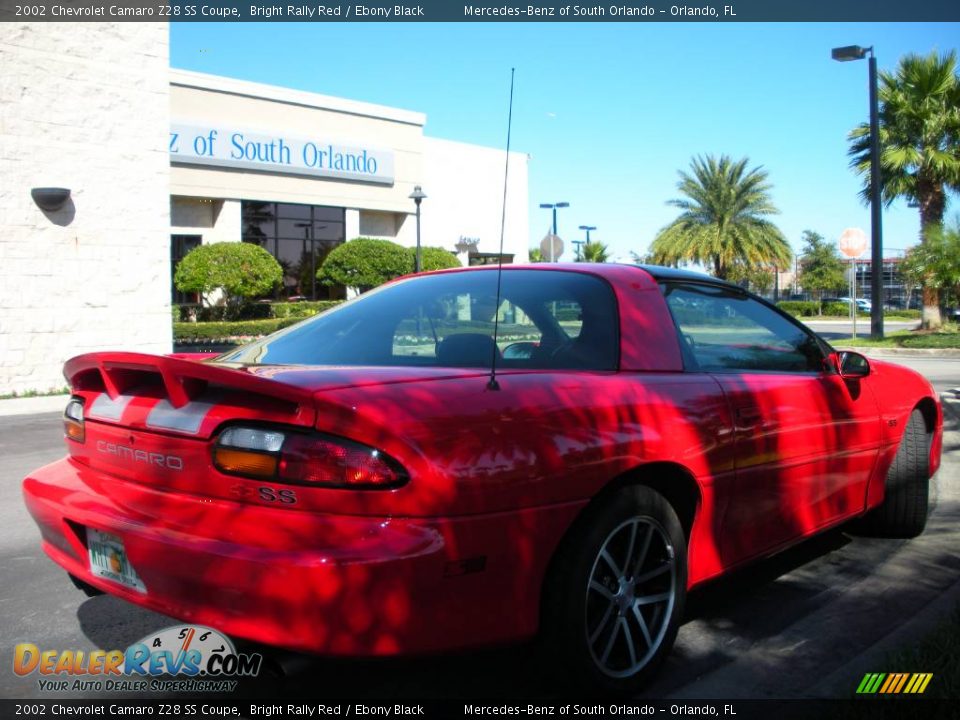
[241,201,346,300]
[171,234,201,304]
[468,252,515,266]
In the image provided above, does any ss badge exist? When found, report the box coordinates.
[258,486,298,504]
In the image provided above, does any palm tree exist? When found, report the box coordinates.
[847,50,960,328]
[650,155,791,280]
[581,241,610,263]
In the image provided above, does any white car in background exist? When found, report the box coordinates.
[839,297,872,312]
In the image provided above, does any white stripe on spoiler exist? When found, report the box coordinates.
[87,394,134,422]
[146,398,218,435]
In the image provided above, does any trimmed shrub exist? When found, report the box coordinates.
[823,302,868,317]
[318,238,409,292]
[415,246,461,272]
[776,301,820,317]
[174,242,282,310]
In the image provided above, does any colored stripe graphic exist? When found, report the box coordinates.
[857,673,886,694]
[906,673,933,694]
[893,673,910,693]
[858,672,932,694]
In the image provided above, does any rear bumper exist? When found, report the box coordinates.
[23,458,584,656]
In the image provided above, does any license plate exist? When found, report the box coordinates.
[87,528,146,593]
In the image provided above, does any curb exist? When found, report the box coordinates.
[836,347,960,358]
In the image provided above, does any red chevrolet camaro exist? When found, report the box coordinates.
[23,264,942,692]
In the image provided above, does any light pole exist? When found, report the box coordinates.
[539,202,569,262]
[577,225,596,261]
[832,44,884,339]
[409,185,427,273]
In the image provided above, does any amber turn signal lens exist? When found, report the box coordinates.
[213,447,278,479]
[64,420,85,443]
[63,398,85,443]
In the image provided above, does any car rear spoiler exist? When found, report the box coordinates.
[64,352,316,425]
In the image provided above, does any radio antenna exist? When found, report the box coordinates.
[487,67,515,392]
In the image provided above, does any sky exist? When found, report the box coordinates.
[170,21,959,264]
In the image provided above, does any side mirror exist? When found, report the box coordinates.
[831,350,870,379]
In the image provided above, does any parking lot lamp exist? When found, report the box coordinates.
[539,202,570,261]
[832,44,884,339]
[409,185,427,273]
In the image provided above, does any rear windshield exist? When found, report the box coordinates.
[218,270,619,370]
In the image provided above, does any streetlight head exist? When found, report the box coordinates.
[539,203,554,209]
[408,185,427,203]
[831,45,868,62]
[555,202,570,208]
[579,225,596,231]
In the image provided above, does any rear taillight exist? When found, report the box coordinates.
[279,434,404,488]
[64,398,85,443]
[212,426,407,489]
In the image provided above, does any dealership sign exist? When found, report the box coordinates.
[170,122,394,185]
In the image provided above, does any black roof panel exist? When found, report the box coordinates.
[620,263,739,289]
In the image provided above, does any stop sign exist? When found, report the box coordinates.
[838,227,868,259]
[540,233,564,261]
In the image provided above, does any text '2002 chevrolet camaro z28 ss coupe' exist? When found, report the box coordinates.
[23,264,942,693]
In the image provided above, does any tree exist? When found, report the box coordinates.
[900,216,960,310]
[528,248,544,263]
[727,263,775,295]
[415,246,461,272]
[650,155,792,279]
[847,50,960,328]
[798,230,846,313]
[580,241,610,263]
[174,242,282,309]
[318,238,409,293]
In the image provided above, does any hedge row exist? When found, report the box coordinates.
[173,318,304,341]
[776,301,920,319]
[174,300,343,322]
[776,301,866,317]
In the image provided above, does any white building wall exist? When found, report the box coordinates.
[0,23,171,395]
[422,138,530,263]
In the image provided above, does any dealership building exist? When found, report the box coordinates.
[0,24,529,394]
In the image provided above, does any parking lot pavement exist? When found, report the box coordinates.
[1,357,958,700]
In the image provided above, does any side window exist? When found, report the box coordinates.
[664,284,826,373]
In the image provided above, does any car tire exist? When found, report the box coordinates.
[858,409,930,538]
[540,485,687,694]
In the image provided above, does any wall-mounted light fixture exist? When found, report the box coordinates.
[31,187,71,212]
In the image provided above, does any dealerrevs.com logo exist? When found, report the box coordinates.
[14,625,262,693]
